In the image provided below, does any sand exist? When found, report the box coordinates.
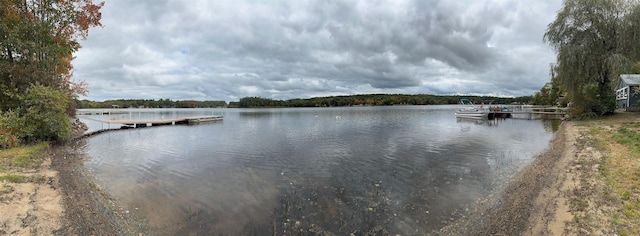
[0,156,63,235]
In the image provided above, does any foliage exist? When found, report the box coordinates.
[228,94,531,108]
[0,109,22,148]
[634,62,640,74]
[0,85,71,146]
[532,74,567,106]
[544,0,640,118]
[21,84,72,142]
[237,97,285,108]
[0,0,103,108]
[0,0,102,145]
[74,94,531,109]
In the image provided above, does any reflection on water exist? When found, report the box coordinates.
[83,106,554,235]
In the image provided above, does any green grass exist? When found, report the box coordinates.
[0,174,27,183]
[614,122,640,153]
[0,142,48,170]
[590,121,640,235]
[0,174,46,184]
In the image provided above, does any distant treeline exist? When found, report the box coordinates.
[229,94,532,108]
[75,99,227,108]
[75,94,532,109]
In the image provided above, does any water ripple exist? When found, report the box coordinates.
[84,107,555,235]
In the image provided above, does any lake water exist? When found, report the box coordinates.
[78,106,556,235]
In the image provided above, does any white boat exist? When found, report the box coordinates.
[455,99,489,119]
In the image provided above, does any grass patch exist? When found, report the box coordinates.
[0,174,46,184]
[613,127,640,153]
[587,116,640,235]
[0,142,48,170]
[564,115,640,235]
[0,174,27,183]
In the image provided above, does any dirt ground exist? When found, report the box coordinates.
[0,154,64,235]
[1,119,144,235]
[2,116,620,235]
[0,142,132,235]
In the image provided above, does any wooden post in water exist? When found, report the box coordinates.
[129,111,135,128]
[101,110,104,130]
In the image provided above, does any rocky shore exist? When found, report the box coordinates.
[51,119,146,235]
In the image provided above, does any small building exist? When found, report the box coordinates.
[616,74,640,111]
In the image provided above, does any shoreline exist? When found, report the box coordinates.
[435,120,577,235]
[50,139,146,235]
[0,119,145,235]
[3,118,607,234]
[468,121,577,235]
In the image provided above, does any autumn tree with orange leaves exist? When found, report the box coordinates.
[0,0,103,146]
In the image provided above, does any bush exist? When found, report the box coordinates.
[0,110,23,148]
[0,84,72,147]
[21,84,72,142]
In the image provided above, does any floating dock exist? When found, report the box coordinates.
[81,115,223,129]
[480,106,568,120]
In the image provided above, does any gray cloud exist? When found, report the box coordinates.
[73,0,561,102]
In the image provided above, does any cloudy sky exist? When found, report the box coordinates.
[73,0,562,102]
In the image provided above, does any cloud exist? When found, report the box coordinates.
[73,0,562,102]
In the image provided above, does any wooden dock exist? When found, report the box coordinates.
[486,106,568,120]
[81,115,223,129]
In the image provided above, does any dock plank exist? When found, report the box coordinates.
[106,117,186,124]
[79,115,223,126]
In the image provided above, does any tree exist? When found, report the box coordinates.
[622,3,640,62]
[0,0,103,146]
[544,0,640,118]
[532,68,567,106]
[0,0,103,112]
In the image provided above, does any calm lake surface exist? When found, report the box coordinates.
[78,106,557,235]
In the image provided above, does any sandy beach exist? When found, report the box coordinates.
[0,151,63,235]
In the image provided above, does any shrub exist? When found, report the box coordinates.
[0,84,72,147]
[21,84,72,142]
[0,110,23,148]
